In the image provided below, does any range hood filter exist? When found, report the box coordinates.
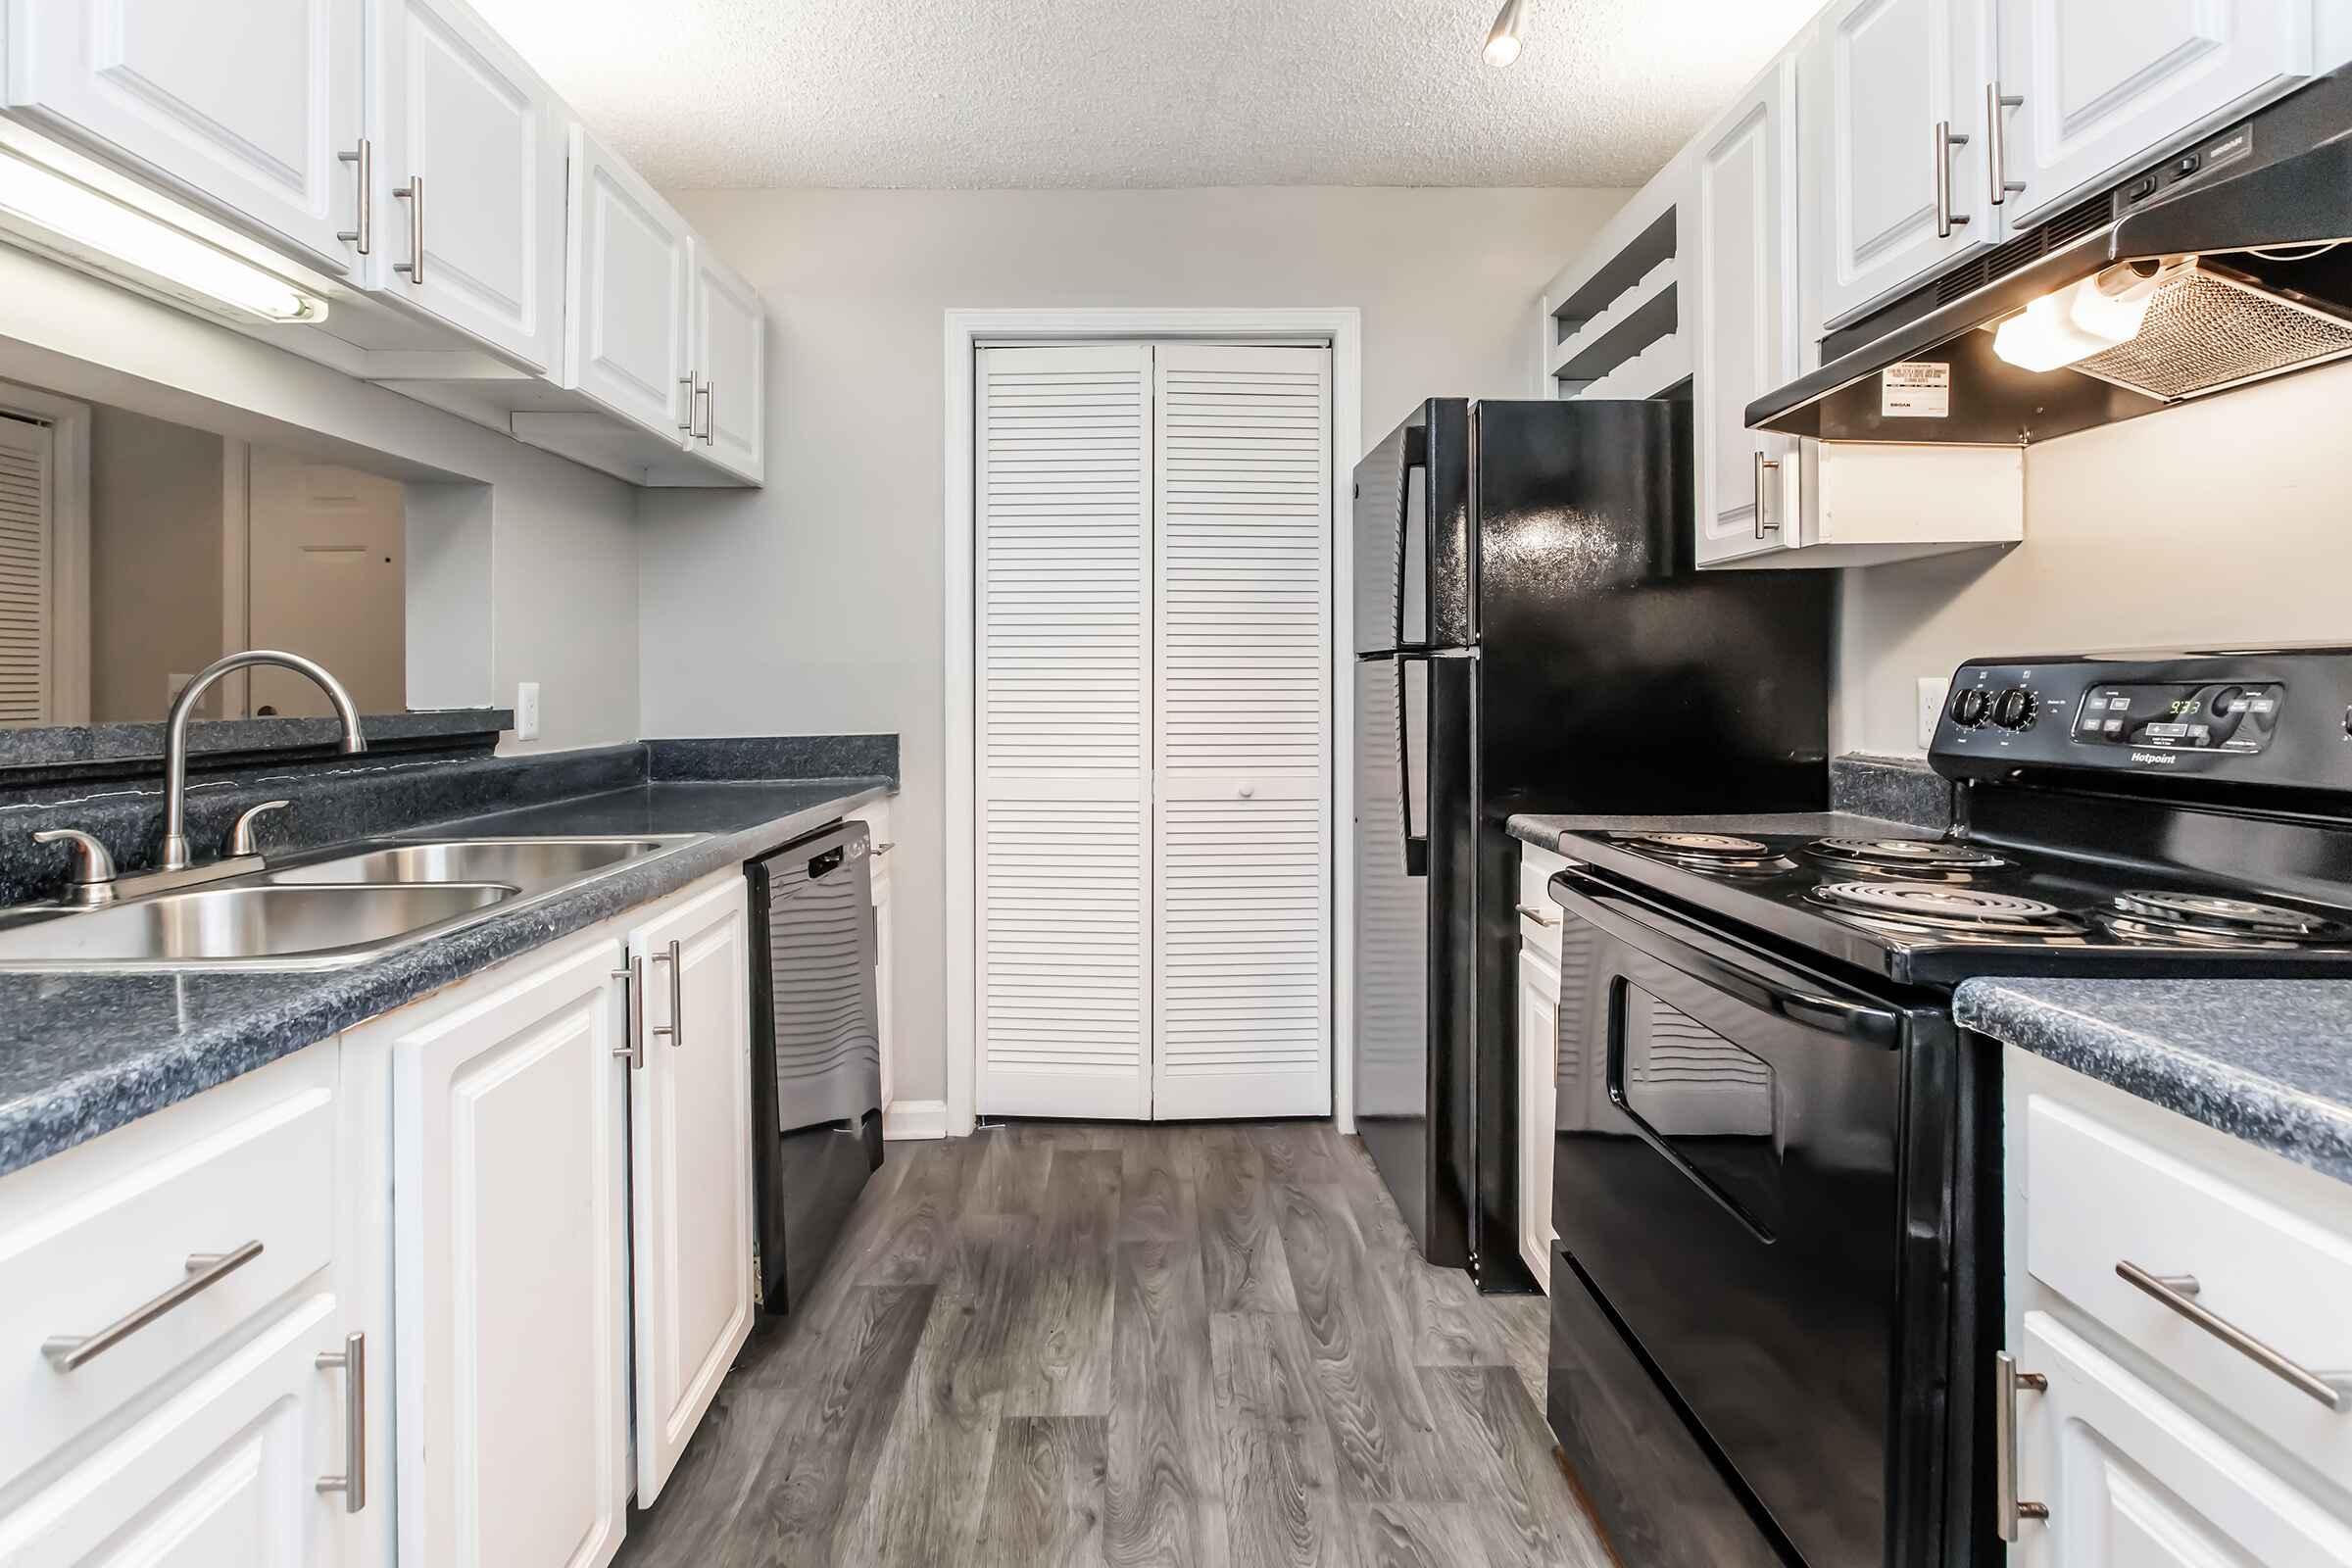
[2068,262,2352,401]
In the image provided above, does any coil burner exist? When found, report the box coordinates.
[1807,881,2087,938]
[2102,890,2352,950]
[1803,837,2011,878]
[1617,832,1797,877]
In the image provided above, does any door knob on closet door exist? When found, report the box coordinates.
[1237,784,1255,799]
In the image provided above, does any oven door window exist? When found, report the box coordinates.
[1612,981,1783,1241]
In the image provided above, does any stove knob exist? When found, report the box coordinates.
[1949,687,1991,728]
[1992,687,2037,730]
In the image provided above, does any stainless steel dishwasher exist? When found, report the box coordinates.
[744,818,883,1315]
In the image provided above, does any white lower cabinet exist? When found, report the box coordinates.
[0,1046,369,1568]
[2002,1048,2352,1563]
[622,878,755,1503]
[1515,842,1569,1290]
[380,933,631,1568]
[858,799,900,1118]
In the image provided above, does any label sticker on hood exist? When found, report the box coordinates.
[1882,362,1950,417]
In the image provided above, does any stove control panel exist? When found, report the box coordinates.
[1931,649,2352,792]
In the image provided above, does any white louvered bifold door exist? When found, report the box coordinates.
[0,416,53,727]
[976,345,1155,1119]
[1151,344,1332,1119]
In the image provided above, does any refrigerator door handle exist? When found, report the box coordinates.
[1398,653,1430,877]
[1398,424,1429,651]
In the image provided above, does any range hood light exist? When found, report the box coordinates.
[0,148,328,324]
[1991,263,2177,373]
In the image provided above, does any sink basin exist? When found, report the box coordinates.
[0,883,516,971]
[262,836,685,896]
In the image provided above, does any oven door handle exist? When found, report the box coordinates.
[1550,868,1903,1049]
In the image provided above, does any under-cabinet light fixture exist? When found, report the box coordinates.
[1485,0,1529,66]
[0,148,328,324]
[1990,261,2180,374]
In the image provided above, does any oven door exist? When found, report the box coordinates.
[1546,868,1954,1568]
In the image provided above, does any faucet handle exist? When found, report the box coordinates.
[228,801,292,858]
[32,829,118,891]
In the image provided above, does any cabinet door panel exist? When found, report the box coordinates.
[690,243,765,483]
[1694,59,1799,566]
[8,0,363,273]
[1814,0,1998,326]
[1516,948,1559,1290]
[1998,0,2311,228]
[627,879,755,1502]
[567,128,690,441]
[374,0,565,369]
[0,1294,351,1568]
[2015,1314,2352,1568]
[389,937,628,1568]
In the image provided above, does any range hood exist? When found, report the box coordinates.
[1749,67,2352,445]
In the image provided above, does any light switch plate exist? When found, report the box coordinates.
[514,682,541,741]
[1917,675,1951,750]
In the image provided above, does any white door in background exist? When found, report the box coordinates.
[0,416,54,726]
[976,344,1156,1120]
[245,448,405,716]
[974,342,1333,1122]
[1151,344,1331,1119]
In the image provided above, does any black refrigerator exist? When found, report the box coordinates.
[1350,398,1832,1291]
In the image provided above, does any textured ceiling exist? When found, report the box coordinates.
[466,0,1822,190]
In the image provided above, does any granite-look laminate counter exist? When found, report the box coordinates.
[1955,977,2352,1188]
[0,777,891,1179]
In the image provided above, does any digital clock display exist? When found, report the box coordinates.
[2072,681,2282,755]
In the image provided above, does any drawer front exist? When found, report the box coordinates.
[0,1049,338,1493]
[0,1293,350,1567]
[1517,843,1569,960]
[2015,1313,2352,1568]
[2025,1094,2352,1465]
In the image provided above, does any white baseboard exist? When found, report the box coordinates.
[883,1099,949,1141]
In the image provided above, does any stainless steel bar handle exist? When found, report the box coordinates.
[393,175,423,283]
[315,1331,367,1513]
[1987,83,2026,205]
[42,1241,266,1370]
[612,956,645,1069]
[653,938,684,1047]
[875,841,896,858]
[1752,450,1782,539]
[337,139,372,255]
[678,373,701,433]
[1514,904,1561,927]
[1994,1351,2050,1539]
[700,379,716,445]
[2117,1259,2352,1409]
[1934,121,1972,237]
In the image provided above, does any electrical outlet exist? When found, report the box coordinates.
[1917,675,1952,750]
[514,682,541,741]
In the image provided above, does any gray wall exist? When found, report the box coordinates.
[1837,358,2352,757]
[87,406,224,723]
[638,184,1632,1106]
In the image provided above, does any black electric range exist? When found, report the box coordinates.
[1538,647,2352,1568]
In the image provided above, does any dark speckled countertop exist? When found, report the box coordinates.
[0,776,891,1178]
[1956,977,2352,1188]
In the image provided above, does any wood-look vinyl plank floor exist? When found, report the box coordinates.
[614,1121,1614,1568]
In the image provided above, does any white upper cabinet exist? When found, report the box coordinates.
[3,0,367,275]
[687,241,765,484]
[1812,0,2000,327]
[1693,56,1802,566]
[1995,0,2315,230]
[564,125,691,442]
[371,0,566,370]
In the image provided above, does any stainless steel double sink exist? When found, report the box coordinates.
[0,835,702,971]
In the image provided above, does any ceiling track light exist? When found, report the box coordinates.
[1485,0,1528,67]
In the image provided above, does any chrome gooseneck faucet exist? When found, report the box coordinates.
[159,650,368,871]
